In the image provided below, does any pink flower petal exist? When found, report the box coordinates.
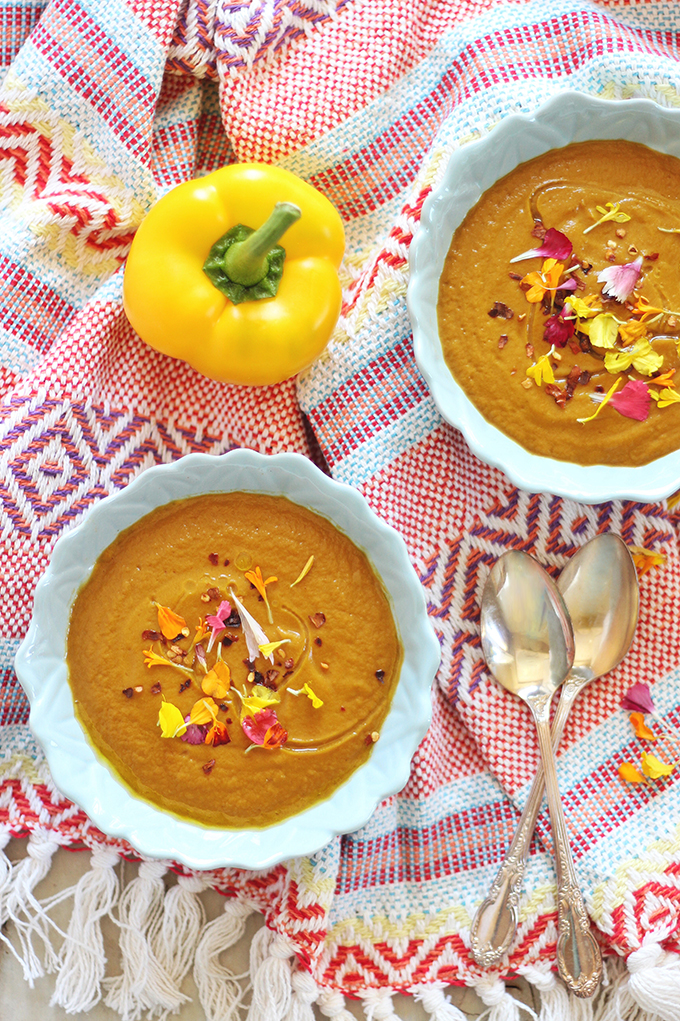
[597,257,643,302]
[206,600,232,632]
[241,707,280,745]
[181,722,210,745]
[621,682,655,715]
[609,379,651,421]
[543,312,575,348]
[556,277,578,293]
[510,228,573,264]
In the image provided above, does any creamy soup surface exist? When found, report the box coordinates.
[67,493,402,828]
[438,140,680,466]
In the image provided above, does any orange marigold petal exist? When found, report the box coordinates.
[155,602,187,639]
[630,711,657,741]
[618,762,645,783]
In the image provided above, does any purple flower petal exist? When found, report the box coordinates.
[609,379,651,422]
[181,722,210,745]
[597,257,643,302]
[543,312,575,348]
[510,228,573,264]
[621,682,655,715]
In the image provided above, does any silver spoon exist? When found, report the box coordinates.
[471,535,638,975]
[479,550,602,997]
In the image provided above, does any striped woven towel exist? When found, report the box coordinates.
[2,1,680,1019]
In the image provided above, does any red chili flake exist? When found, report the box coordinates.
[243,659,254,669]
[206,587,220,601]
[340,706,346,712]
[644,252,659,261]
[579,336,593,354]
[202,759,216,776]
[141,629,162,642]
[284,671,294,679]
[283,657,295,670]
[226,718,233,725]
[314,637,323,647]
[606,252,616,263]
[575,277,586,292]
[488,301,514,320]
[508,271,522,281]
[364,734,375,746]
[223,558,230,566]
[179,679,192,693]
[565,365,582,395]
[309,612,326,629]
[594,384,605,393]
[568,340,581,355]
[225,609,241,628]
[545,383,566,408]
[375,669,385,683]
[581,261,592,275]
[208,552,219,565]
[525,343,534,360]
[531,222,547,240]
[253,671,264,685]
[219,702,228,712]
[122,688,134,699]
[264,669,280,689]
[579,370,591,386]
[498,334,509,349]
[150,682,162,695]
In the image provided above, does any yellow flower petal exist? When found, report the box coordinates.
[290,555,315,588]
[526,352,555,387]
[589,313,620,350]
[202,661,231,700]
[578,378,622,424]
[240,686,280,718]
[258,639,291,658]
[641,752,675,779]
[189,697,219,726]
[628,546,666,577]
[158,701,187,739]
[302,682,324,709]
[656,387,680,408]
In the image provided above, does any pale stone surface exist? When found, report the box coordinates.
[0,844,540,1020]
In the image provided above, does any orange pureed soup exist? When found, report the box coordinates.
[67,493,402,828]
[438,140,680,466]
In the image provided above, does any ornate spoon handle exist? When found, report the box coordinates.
[470,675,585,966]
[533,700,602,997]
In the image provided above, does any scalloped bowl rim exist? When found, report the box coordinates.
[15,450,440,869]
[408,91,680,503]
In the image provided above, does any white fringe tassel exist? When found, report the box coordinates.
[413,982,468,1019]
[150,873,208,1020]
[245,927,296,1021]
[0,831,61,984]
[361,987,404,1020]
[50,843,120,1013]
[193,896,254,1021]
[316,987,356,1020]
[594,942,680,1021]
[103,858,189,1021]
[283,968,319,1021]
[475,978,538,1021]
[521,965,592,1021]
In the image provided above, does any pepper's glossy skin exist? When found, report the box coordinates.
[123,164,344,386]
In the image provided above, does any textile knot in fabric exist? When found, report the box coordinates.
[26,832,60,863]
[177,873,207,894]
[291,968,318,1004]
[271,933,296,960]
[476,979,507,1007]
[138,859,168,881]
[628,941,664,973]
[90,845,120,871]
[519,966,557,993]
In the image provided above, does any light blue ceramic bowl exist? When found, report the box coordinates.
[15,450,439,869]
[408,91,680,503]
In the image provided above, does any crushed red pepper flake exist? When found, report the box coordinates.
[150,682,162,695]
[375,669,385,682]
[644,252,659,261]
[314,637,323,647]
[525,343,534,359]
[208,552,219,565]
[508,271,522,281]
[142,629,162,642]
[488,301,514,320]
[179,679,192,693]
[284,657,294,670]
[202,759,216,775]
[531,222,547,240]
[223,558,230,566]
[309,612,326,629]
[206,587,220,601]
[123,688,134,699]
[498,334,509,349]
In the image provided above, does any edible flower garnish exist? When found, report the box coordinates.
[192,617,209,648]
[205,600,232,652]
[258,639,290,658]
[543,310,575,348]
[154,602,188,640]
[577,378,622,424]
[189,697,219,726]
[568,295,602,321]
[301,682,323,708]
[622,682,656,715]
[181,722,209,745]
[205,720,230,747]
[290,555,314,588]
[201,661,231,699]
[229,589,270,662]
[609,379,651,422]
[526,348,556,386]
[244,566,277,623]
[510,227,573,264]
[241,707,288,748]
[158,700,187,739]
[630,712,657,741]
[617,320,649,346]
[597,256,642,302]
[583,201,631,235]
[604,338,663,377]
[143,647,194,676]
[641,752,675,780]
[239,684,281,717]
[654,387,680,408]
[618,762,646,784]
[588,313,620,350]
[521,259,567,303]
[627,547,666,578]
[195,643,207,672]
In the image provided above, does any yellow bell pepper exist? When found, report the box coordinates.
[123,164,344,386]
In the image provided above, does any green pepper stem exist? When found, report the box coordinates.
[222,202,301,287]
